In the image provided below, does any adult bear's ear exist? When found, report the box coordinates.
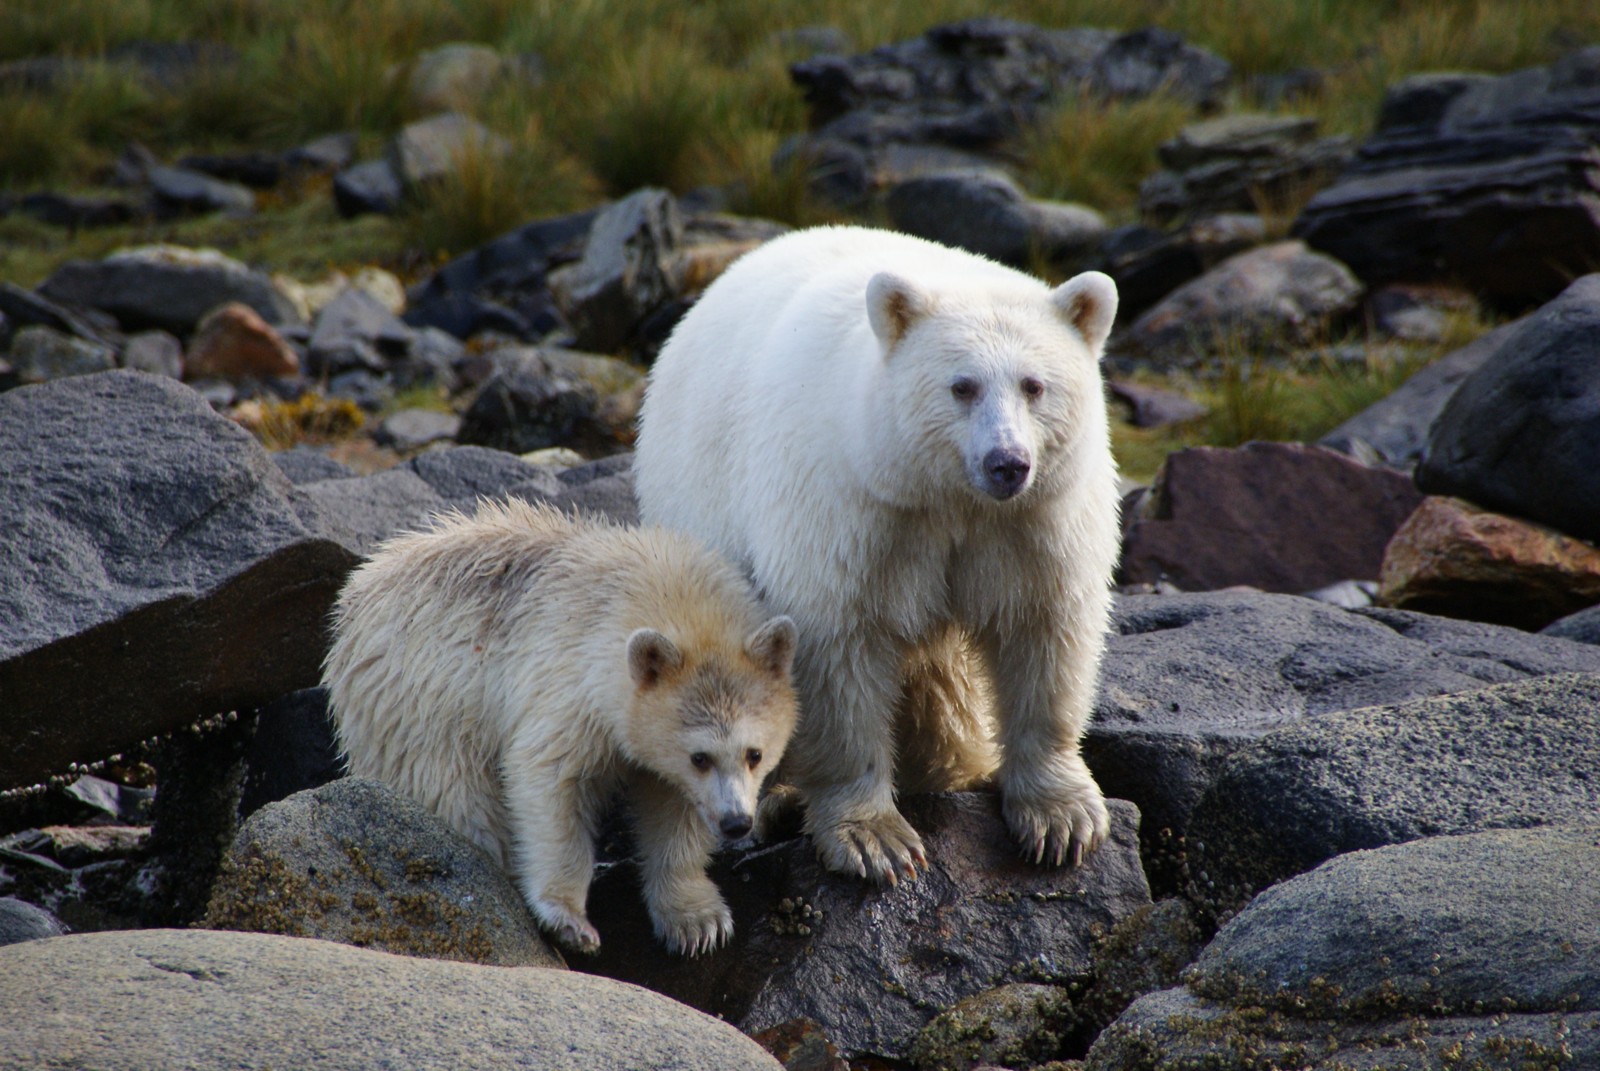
[745,615,797,679]
[627,628,684,689]
[867,271,934,351]
[1051,271,1119,355]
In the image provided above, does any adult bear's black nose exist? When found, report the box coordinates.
[720,813,753,839]
[983,448,1032,499]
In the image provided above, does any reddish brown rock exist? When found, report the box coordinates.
[1118,441,1425,593]
[1377,495,1600,630]
[185,302,299,380]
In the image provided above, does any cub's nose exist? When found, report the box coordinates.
[983,448,1032,499]
[720,813,754,839]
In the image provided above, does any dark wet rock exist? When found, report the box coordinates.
[885,170,1106,269]
[457,353,603,456]
[785,21,1228,206]
[1139,113,1351,225]
[178,150,286,190]
[1187,673,1600,903]
[1292,49,1600,307]
[333,159,404,218]
[15,191,138,229]
[1320,314,1520,467]
[1087,824,1600,1071]
[1115,241,1363,365]
[306,287,413,378]
[1106,379,1206,429]
[38,245,301,336]
[583,793,1150,1063]
[206,777,564,968]
[1377,495,1600,631]
[1076,899,1203,1039]
[0,281,121,348]
[0,897,68,947]
[0,371,358,789]
[1090,214,1267,324]
[1084,591,1600,857]
[148,165,255,217]
[0,928,782,1070]
[238,688,342,819]
[1118,442,1424,593]
[548,188,683,355]
[1415,274,1600,543]
[6,324,117,384]
[391,326,465,392]
[404,209,596,341]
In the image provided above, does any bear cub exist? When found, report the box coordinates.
[324,498,799,955]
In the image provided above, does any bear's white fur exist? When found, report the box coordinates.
[323,498,798,955]
[634,225,1120,883]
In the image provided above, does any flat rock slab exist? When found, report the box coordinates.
[1118,441,1424,593]
[1087,824,1600,1070]
[1085,592,1600,841]
[582,793,1150,1063]
[0,928,782,1070]
[0,371,359,789]
[1187,672,1600,899]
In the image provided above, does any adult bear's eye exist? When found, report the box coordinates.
[746,749,762,769]
[691,752,712,771]
[951,378,978,401]
[1021,377,1045,399]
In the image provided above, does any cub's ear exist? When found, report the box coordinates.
[627,628,684,690]
[1051,271,1119,355]
[867,271,934,350]
[745,615,797,679]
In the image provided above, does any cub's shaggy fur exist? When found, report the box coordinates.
[323,499,798,955]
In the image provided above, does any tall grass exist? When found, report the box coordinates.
[1022,94,1197,213]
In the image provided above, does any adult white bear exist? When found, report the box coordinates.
[635,225,1120,883]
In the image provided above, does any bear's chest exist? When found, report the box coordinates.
[863,512,1031,637]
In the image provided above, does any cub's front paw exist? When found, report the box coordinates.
[533,898,601,954]
[811,806,927,885]
[650,890,734,957]
[1003,782,1110,868]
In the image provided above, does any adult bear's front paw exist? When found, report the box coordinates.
[811,806,928,885]
[1003,780,1110,868]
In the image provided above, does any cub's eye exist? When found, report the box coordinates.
[951,378,978,401]
[1021,377,1045,400]
[690,752,711,771]
[746,748,763,769]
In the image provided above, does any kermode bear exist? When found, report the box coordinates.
[634,226,1120,884]
[323,499,798,955]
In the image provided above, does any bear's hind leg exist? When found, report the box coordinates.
[630,772,731,956]
[894,626,1000,795]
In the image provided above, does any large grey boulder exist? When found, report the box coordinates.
[1087,825,1600,1070]
[0,928,783,1070]
[1186,672,1600,903]
[1115,240,1363,365]
[0,371,359,790]
[1085,592,1600,851]
[1293,49,1600,306]
[583,793,1151,1063]
[1415,274,1600,543]
[206,777,564,968]
[38,244,301,335]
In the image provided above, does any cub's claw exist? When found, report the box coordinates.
[536,902,601,954]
